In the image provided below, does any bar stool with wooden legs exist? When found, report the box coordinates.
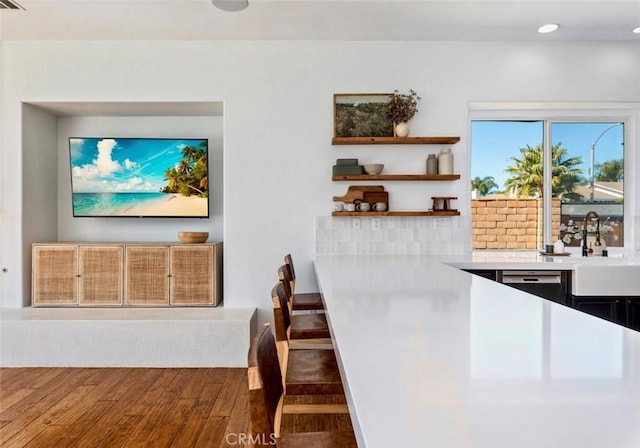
[248,323,357,447]
[278,264,324,314]
[283,254,325,312]
[271,282,332,349]
[271,284,348,416]
[272,282,342,387]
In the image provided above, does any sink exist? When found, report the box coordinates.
[572,263,640,296]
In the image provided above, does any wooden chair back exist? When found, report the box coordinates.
[277,265,295,302]
[247,324,283,447]
[271,282,291,343]
[248,325,355,447]
[283,253,297,288]
[272,280,331,373]
[279,260,325,313]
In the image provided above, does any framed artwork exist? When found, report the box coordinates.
[333,93,394,138]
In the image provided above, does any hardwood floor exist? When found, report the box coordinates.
[0,368,353,448]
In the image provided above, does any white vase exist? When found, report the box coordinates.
[395,122,410,138]
[437,148,454,174]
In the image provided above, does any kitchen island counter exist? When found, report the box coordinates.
[314,254,640,448]
[443,250,640,271]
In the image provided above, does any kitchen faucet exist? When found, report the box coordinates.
[582,210,602,257]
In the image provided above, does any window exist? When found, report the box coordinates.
[471,119,624,251]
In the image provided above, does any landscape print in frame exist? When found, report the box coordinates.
[333,93,394,138]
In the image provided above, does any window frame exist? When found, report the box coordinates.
[469,107,633,253]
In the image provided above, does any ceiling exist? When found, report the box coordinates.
[26,101,224,117]
[0,0,639,41]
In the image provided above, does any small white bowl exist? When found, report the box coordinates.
[363,164,384,175]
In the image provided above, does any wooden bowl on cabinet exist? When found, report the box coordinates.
[178,231,209,244]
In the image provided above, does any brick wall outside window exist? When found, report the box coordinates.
[471,198,561,250]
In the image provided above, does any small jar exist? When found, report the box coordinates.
[553,237,565,254]
[426,154,437,175]
[437,148,453,174]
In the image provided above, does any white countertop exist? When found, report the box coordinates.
[443,250,640,271]
[314,254,640,448]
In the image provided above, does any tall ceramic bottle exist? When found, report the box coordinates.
[426,154,437,175]
[437,148,453,174]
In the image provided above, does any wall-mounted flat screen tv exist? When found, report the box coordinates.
[69,137,209,218]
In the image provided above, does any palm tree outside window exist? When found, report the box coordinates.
[470,120,624,251]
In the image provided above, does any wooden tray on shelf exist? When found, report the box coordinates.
[333,185,385,204]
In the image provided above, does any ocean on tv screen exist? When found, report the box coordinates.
[69,137,209,217]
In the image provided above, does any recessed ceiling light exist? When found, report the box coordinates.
[538,24,560,34]
[633,26,640,34]
[211,0,248,12]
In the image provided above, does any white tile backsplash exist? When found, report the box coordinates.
[315,216,472,255]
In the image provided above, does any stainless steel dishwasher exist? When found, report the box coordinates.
[498,270,569,305]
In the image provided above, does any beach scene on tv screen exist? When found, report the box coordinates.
[69,138,209,217]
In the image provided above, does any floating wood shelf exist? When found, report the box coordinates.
[331,211,461,217]
[332,174,460,181]
[332,136,460,145]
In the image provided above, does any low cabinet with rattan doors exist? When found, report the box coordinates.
[32,244,124,306]
[125,244,221,306]
[33,242,223,307]
[169,245,218,306]
[124,245,171,306]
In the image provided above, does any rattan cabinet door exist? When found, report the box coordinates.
[78,245,124,306]
[32,245,79,306]
[125,246,170,306]
[170,245,214,305]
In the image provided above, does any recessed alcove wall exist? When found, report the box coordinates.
[21,101,224,306]
[6,101,251,367]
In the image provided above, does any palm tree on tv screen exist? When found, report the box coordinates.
[161,141,208,197]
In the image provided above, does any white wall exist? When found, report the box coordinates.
[1,41,639,327]
[0,41,6,299]
[22,104,58,306]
